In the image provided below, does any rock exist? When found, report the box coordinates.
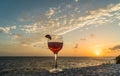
[116,55,120,64]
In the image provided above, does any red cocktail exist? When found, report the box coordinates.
[48,42,63,54]
[46,35,63,73]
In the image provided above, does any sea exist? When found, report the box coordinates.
[0,56,116,75]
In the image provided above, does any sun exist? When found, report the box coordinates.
[96,51,100,56]
[94,50,101,56]
[94,48,102,57]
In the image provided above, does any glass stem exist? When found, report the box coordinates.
[54,54,57,69]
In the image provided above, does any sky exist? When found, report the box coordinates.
[0,0,120,56]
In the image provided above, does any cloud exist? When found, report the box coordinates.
[12,34,22,40]
[0,27,10,33]
[80,38,86,41]
[45,8,55,16]
[19,16,35,22]
[11,26,16,29]
[118,23,120,26]
[109,45,120,51]
[17,37,47,48]
[55,3,120,35]
[0,26,16,33]
[20,3,120,35]
[21,24,38,33]
[18,3,120,35]
[74,0,79,3]
[90,34,95,38]
[11,3,120,47]
[66,4,72,8]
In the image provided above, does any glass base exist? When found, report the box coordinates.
[49,68,63,73]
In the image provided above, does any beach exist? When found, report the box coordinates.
[0,64,120,76]
[54,64,120,76]
[0,57,117,76]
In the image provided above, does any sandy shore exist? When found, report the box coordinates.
[0,64,120,76]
